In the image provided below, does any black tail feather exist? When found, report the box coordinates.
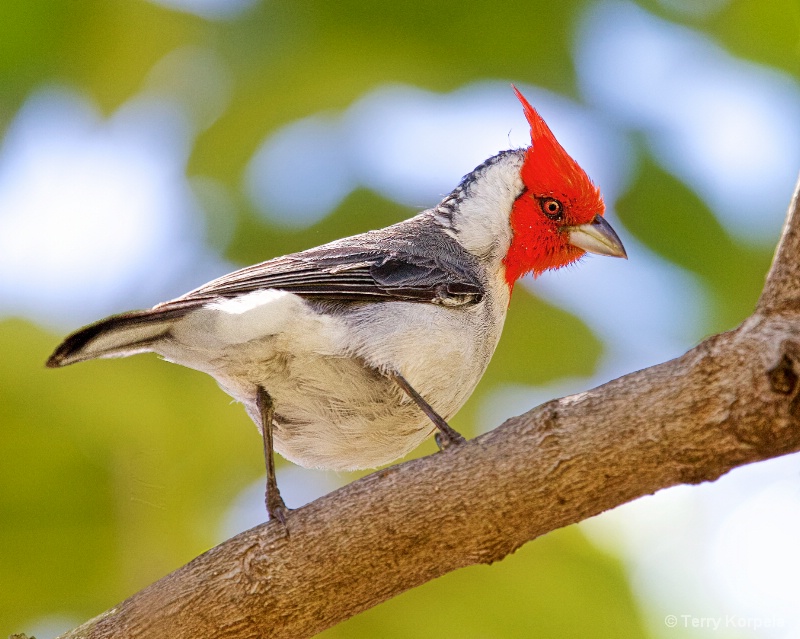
[46,307,191,368]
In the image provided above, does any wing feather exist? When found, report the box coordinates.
[155,216,485,312]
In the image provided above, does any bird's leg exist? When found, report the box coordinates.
[256,387,290,527]
[390,372,466,449]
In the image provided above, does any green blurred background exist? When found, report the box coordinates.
[1,0,799,637]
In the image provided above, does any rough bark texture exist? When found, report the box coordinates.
[58,175,800,639]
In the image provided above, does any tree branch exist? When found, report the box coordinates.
[59,174,800,639]
[759,175,800,313]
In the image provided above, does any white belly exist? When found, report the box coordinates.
[159,288,507,470]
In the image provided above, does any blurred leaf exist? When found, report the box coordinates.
[0,319,263,633]
[616,154,773,331]
[634,0,800,79]
[319,526,648,639]
[0,0,205,117]
[487,285,602,387]
[0,0,73,118]
[192,0,592,184]
[227,188,414,265]
[64,0,207,111]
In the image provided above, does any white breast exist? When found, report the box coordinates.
[156,281,509,471]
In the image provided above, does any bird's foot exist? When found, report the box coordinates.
[266,487,291,534]
[434,424,467,451]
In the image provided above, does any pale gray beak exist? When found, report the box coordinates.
[568,214,627,259]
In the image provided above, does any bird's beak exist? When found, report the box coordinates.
[568,214,627,259]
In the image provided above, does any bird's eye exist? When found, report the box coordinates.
[540,197,563,220]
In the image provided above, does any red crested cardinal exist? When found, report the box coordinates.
[47,87,626,524]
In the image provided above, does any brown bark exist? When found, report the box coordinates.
[59,175,800,639]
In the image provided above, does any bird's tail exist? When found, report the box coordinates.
[46,307,190,368]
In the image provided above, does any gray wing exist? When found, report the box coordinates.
[156,221,485,311]
[46,218,485,368]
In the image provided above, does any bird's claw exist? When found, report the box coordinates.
[435,429,466,451]
[266,492,291,535]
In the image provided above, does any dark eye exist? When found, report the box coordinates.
[540,197,563,220]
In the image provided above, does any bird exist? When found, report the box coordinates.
[47,87,626,525]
